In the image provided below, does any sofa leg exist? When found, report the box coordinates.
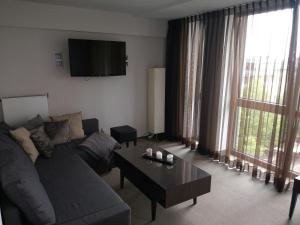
[120,170,124,189]
[193,197,197,205]
[151,200,157,221]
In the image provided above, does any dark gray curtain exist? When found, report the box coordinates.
[197,11,227,155]
[165,19,188,140]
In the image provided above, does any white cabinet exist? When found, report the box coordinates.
[148,68,165,134]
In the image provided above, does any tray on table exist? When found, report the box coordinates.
[142,153,176,165]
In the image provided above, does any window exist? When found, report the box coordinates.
[233,9,300,174]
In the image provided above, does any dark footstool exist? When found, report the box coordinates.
[110,125,137,148]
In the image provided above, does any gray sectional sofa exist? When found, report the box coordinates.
[0,119,131,225]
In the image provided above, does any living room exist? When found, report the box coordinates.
[0,0,300,225]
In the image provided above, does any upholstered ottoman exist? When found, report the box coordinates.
[110,125,137,147]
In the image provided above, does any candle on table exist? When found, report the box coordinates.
[146,148,152,157]
[167,154,173,163]
[156,151,162,160]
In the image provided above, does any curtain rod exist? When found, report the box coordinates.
[221,0,296,11]
[173,0,296,21]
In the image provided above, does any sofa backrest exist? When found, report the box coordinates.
[82,118,99,136]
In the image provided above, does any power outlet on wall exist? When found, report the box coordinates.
[55,53,64,67]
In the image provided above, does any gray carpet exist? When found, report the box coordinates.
[102,139,300,225]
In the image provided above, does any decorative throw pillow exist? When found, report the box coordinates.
[44,120,70,145]
[79,131,121,161]
[10,127,39,163]
[31,126,54,158]
[4,178,56,225]
[50,112,84,140]
[0,134,56,225]
[23,114,44,131]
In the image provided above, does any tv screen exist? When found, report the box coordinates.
[68,39,126,77]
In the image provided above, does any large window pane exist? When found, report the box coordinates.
[233,8,297,174]
[235,107,282,162]
[240,9,292,105]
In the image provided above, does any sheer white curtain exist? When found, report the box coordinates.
[214,3,300,191]
[182,17,206,148]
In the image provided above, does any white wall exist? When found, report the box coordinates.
[0,1,166,136]
[0,27,165,135]
[0,0,167,38]
[0,27,165,136]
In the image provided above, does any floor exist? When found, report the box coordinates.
[102,139,300,225]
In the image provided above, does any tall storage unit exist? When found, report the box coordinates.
[148,68,165,134]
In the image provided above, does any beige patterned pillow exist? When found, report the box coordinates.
[10,127,39,163]
[50,112,84,140]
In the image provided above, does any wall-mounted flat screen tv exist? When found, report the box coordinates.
[68,39,126,77]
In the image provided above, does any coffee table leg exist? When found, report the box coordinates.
[151,200,157,221]
[193,197,197,205]
[289,191,298,219]
[120,170,124,189]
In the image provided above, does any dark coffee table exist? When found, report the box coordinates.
[114,146,211,221]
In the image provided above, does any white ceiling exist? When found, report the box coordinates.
[21,0,256,19]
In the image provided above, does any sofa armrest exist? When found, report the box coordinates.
[0,190,28,225]
[82,118,99,136]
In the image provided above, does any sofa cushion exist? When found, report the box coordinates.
[23,115,44,131]
[77,149,114,175]
[10,127,39,163]
[50,112,85,140]
[79,131,121,161]
[3,178,56,225]
[35,143,130,225]
[44,120,70,145]
[0,134,56,225]
[30,126,54,158]
[0,189,29,225]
